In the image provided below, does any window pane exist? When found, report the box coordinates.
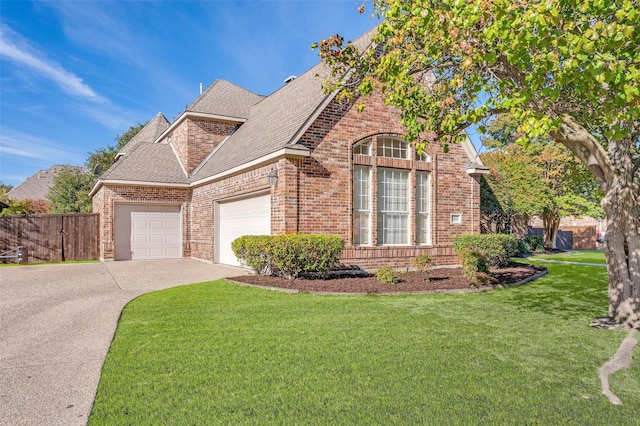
[416,150,431,162]
[353,140,371,155]
[416,171,430,244]
[376,137,408,159]
[353,166,371,245]
[377,168,408,245]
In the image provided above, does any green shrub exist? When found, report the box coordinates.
[524,235,544,252]
[413,254,434,282]
[233,234,344,279]
[231,235,274,275]
[375,267,399,284]
[458,249,489,281]
[453,234,519,268]
[270,234,344,279]
[517,240,530,255]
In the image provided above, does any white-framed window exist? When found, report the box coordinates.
[416,171,431,244]
[353,140,371,155]
[352,136,431,246]
[416,150,431,162]
[353,165,371,245]
[377,168,409,245]
[377,137,409,159]
[450,214,462,224]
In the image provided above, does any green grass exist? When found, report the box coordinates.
[528,250,606,264]
[90,262,639,425]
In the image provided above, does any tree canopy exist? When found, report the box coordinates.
[315,0,639,327]
[85,122,144,176]
[480,113,603,246]
[47,166,96,213]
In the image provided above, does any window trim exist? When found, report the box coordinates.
[377,167,410,246]
[352,135,433,247]
[353,165,372,246]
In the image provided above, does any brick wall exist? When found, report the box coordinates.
[190,165,274,262]
[287,91,480,268]
[94,92,480,269]
[166,117,236,175]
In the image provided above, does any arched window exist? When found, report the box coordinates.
[352,136,431,246]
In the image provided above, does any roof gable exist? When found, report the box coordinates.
[101,143,188,184]
[118,112,170,155]
[187,80,265,119]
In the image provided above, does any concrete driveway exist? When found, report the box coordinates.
[0,260,247,426]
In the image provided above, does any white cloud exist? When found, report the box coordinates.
[0,129,85,164]
[0,25,103,102]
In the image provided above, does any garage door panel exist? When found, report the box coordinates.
[218,193,270,266]
[115,205,182,260]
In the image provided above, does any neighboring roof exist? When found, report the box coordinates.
[187,80,265,119]
[117,112,170,155]
[7,165,88,201]
[100,143,188,184]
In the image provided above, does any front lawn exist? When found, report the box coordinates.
[89,262,639,425]
[528,250,606,264]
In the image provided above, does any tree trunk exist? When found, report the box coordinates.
[551,116,639,329]
[601,179,640,329]
[542,211,560,250]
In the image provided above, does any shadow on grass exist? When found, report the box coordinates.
[499,262,609,320]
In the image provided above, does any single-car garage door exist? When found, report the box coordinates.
[217,193,271,266]
[115,204,182,260]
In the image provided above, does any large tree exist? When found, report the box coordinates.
[481,114,604,247]
[480,144,551,237]
[85,122,144,175]
[316,0,639,328]
[47,166,96,213]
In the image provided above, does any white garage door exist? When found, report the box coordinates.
[115,205,181,260]
[217,193,271,266]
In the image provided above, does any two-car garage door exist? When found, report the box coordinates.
[217,193,271,266]
[115,204,181,260]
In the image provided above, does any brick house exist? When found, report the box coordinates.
[91,32,488,269]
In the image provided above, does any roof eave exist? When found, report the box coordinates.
[190,145,311,188]
[466,168,490,175]
[155,111,248,144]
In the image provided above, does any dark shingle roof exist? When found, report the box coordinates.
[118,112,170,154]
[187,80,265,119]
[101,143,188,184]
[189,28,377,182]
[96,27,378,187]
[7,165,89,201]
[189,62,332,181]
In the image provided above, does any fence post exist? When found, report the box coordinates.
[18,246,29,264]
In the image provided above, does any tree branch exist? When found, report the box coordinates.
[550,114,615,192]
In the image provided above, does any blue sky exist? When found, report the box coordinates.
[0,0,380,187]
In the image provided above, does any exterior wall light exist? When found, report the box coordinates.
[267,167,278,186]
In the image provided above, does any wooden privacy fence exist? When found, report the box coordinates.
[0,214,99,263]
[529,225,597,250]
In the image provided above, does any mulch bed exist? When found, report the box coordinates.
[229,261,547,294]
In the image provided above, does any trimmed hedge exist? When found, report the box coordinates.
[453,234,520,280]
[230,235,274,276]
[453,234,520,268]
[231,234,345,279]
